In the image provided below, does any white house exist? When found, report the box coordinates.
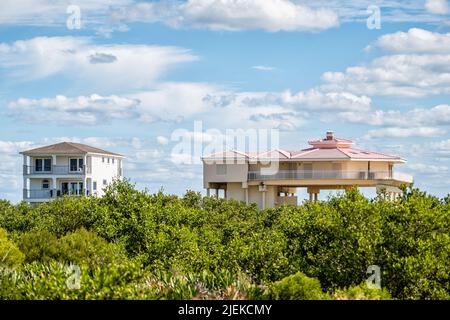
[21,142,124,203]
[202,132,413,209]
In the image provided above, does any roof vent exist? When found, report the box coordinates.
[326,131,334,140]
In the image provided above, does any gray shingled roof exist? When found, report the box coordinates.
[20,142,124,157]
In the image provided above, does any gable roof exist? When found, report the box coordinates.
[20,142,124,157]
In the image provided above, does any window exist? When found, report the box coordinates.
[70,158,84,172]
[42,179,50,189]
[35,158,51,172]
[103,179,107,186]
[216,164,227,175]
[93,181,97,191]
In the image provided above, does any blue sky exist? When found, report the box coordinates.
[1,0,450,202]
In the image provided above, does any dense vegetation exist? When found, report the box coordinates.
[0,180,448,300]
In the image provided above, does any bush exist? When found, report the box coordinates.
[0,181,448,300]
[269,272,328,300]
[333,283,392,300]
[0,228,24,268]
[18,230,59,263]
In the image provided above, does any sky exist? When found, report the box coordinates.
[0,0,450,202]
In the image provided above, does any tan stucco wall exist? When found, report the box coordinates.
[226,182,245,202]
[203,163,248,187]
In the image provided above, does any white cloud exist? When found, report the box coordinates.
[0,0,131,27]
[134,82,220,123]
[322,54,450,97]
[120,0,339,32]
[431,139,450,156]
[425,0,450,14]
[368,28,450,53]
[364,127,446,139]
[0,36,197,91]
[339,104,450,127]
[156,136,169,145]
[407,163,448,174]
[252,65,276,71]
[8,94,140,125]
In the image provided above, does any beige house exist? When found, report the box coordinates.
[21,142,124,203]
[202,132,413,209]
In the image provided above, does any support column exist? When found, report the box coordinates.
[23,177,28,200]
[206,188,210,197]
[309,192,313,202]
[84,177,88,196]
[84,155,88,174]
[52,177,57,198]
[245,188,249,204]
[262,190,266,210]
[215,188,219,198]
[52,155,57,172]
[224,188,227,199]
[314,193,318,202]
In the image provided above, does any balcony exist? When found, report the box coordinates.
[248,170,413,183]
[23,189,90,200]
[23,165,91,175]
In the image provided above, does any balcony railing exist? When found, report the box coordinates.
[248,170,413,183]
[23,189,90,200]
[23,165,91,175]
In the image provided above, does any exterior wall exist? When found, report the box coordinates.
[203,163,248,187]
[248,186,262,208]
[226,183,245,202]
[89,155,122,197]
[30,178,44,190]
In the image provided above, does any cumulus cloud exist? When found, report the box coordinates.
[339,104,450,127]
[7,94,140,125]
[118,0,339,32]
[425,0,450,14]
[322,54,450,97]
[368,28,450,53]
[0,36,197,91]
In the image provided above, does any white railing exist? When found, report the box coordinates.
[248,170,413,183]
[23,165,89,175]
[23,189,90,200]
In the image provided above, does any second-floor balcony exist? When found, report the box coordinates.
[248,170,413,184]
[23,188,90,200]
[23,165,91,175]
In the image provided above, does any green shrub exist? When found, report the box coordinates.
[333,283,392,300]
[0,181,448,300]
[269,272,328,300]
[18,230,59,263]
[0,228,24,268]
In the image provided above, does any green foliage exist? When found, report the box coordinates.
[332,283,392,300]
[0,228,24,267]
[0,181,448,300]
[18,229,59,263]
[269,272,328,300]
